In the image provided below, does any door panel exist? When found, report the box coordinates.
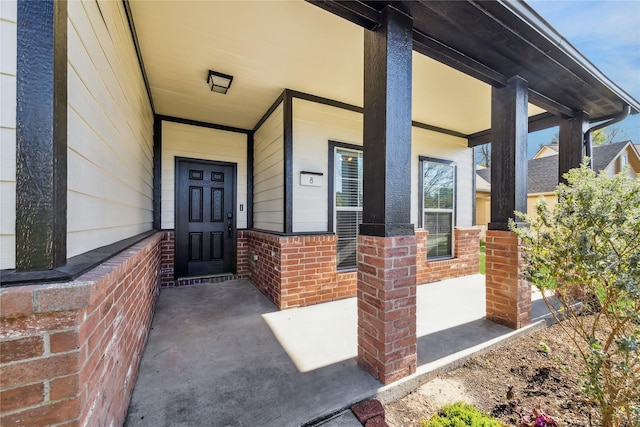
[189,187,203,222]
[176,159,236,278]
[212,188,223,222]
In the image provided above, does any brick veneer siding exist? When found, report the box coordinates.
[485,230,531,329]
[158,227,477,310]
[159,230,249,287]
[160,231,175,286]
[356,235,417,385]
[0,233,162,426]
[416,227,480,284]
[246,231,357,309]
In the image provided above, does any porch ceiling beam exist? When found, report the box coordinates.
[412,30,507,88]
[528,90,575,119]
[467,112,560,147]
[306,0,380,30]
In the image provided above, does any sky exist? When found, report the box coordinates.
[497,0,640,158]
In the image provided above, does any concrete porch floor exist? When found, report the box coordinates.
[125,274,551,427]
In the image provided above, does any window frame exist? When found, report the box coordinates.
[419,156,457,261]
[328,141,363,270]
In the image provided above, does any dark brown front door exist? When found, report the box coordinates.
[175,158,236,278]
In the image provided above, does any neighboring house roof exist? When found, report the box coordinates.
[477,141,636,194]
[532,144,559,159]
[591,140,632,171]
[475,167,491,192]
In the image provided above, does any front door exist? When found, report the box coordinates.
[175,158,236,278]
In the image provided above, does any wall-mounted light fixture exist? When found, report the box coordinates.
[207,70,233,94]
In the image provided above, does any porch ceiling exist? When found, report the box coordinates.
[313,1,640,122]
[128,0,544,134]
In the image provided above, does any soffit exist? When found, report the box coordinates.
[128,0,543,134]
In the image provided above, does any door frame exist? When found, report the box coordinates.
[174,156,238,278]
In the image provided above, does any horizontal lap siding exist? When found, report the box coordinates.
[290,99,472,233]
[253,103,284,232]
[292,99,362,233]
[0,2,17,269]
[160,121,248,230]
[411,127,473,227]
[67,0,154,258]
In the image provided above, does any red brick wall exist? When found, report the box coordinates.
[416,227,480,284]
[0,233,162,427]
[236,230,249,278]
[356,234,417,385]
[485,230,531,329]
[160,231,175,286]
[159,230,249,287]
[246,231,357,309]
[158,227,477,309]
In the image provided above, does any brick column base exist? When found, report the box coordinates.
[485,230,531,329]
[357,235,417,385]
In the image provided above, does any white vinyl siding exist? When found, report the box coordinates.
[0,1,16,269]
[66,0,154,258]
[161,121,248,230]
[292,98,362,232]
[253,103,284,232]
[411,127,473,228]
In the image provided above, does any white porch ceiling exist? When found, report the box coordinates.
[129,0,545,134]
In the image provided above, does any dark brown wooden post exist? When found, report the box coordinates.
[559,111,589,183]
[486,76,531,329]
[15,0,68,270]
[357,5,417,385]
[488,76,529,230]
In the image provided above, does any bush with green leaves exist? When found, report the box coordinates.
[420,402,502,427]
[511,163,639,427]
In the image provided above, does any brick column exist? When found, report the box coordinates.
[357,235,417,384]
[485,230,531,329]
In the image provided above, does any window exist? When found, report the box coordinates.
[421,158,455,259]
[334,148,363,269]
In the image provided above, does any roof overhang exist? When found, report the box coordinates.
[308,0,640,122]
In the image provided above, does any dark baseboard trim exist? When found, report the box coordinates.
[1,230,159,287]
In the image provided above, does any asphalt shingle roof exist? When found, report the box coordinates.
[478,141,632,194]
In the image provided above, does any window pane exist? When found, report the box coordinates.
[423,162,454,210]
[336,150,363,208]
[335,148,363,269]
[336,210,362,269]
[423,159,455,259]
[424,211,452,258]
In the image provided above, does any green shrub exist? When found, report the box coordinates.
[511,163,640,427]
[420,402,502,427]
